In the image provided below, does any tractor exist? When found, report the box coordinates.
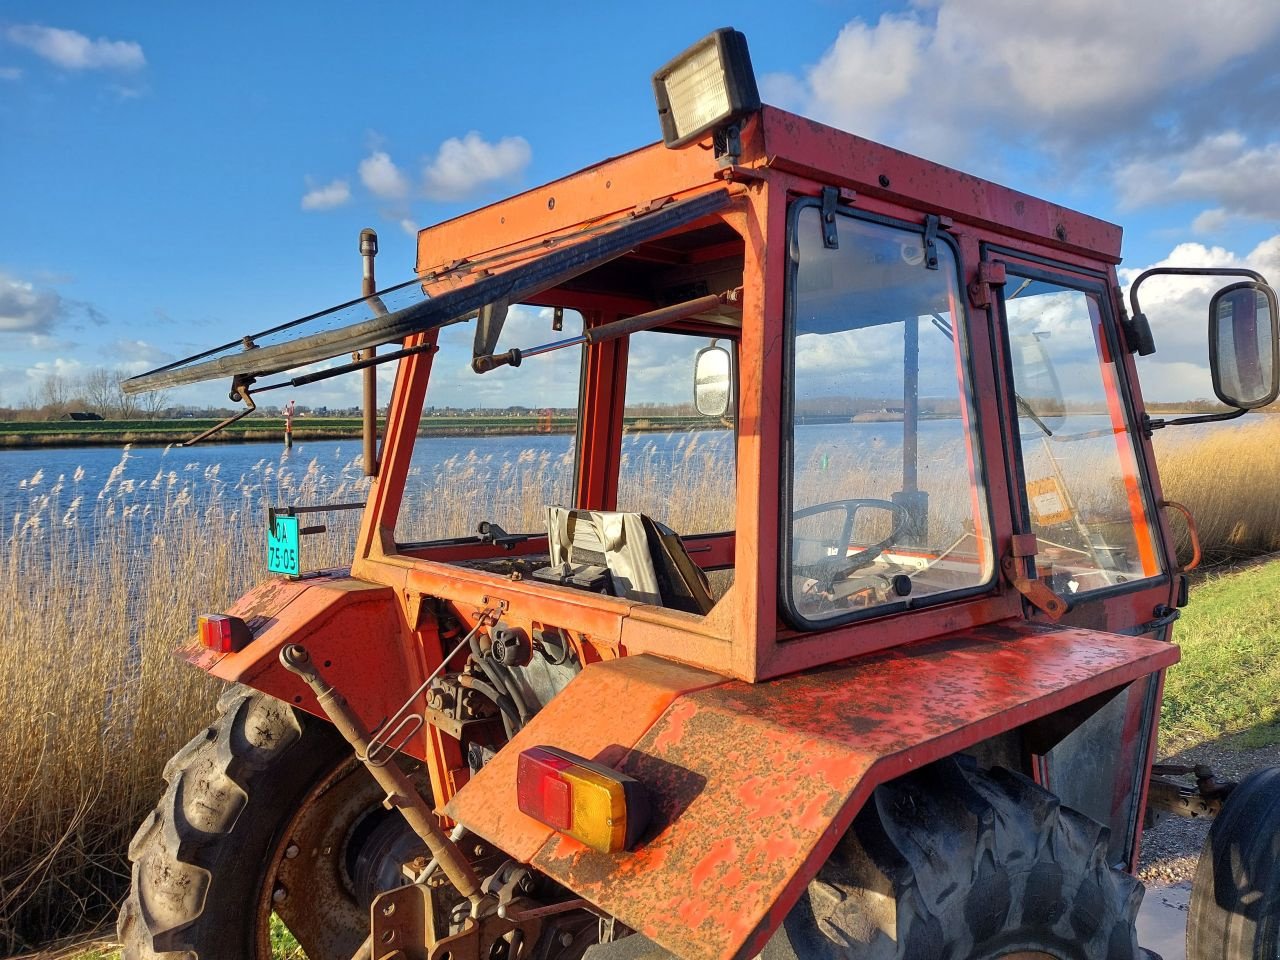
[119,28,1280,960]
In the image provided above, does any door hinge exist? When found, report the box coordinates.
[1001,533,1069,621]
[820,186,840,249]
[968,260,1007,309]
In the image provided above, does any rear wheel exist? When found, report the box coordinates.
[1187,765,1280,960]
[118,686,430,960]
[765,756,1150,960]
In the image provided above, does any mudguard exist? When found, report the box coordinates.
[181,571,429,759]
[445,621,1179,960]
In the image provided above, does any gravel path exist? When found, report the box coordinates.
[1137,737,1280,884]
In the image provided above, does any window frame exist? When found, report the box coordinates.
[989,254,1169,600]
[778,198,998,632]
[392,307,589,549]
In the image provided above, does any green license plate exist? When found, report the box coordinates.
[267,514,300,576]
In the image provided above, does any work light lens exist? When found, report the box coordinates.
[653,28,760,149]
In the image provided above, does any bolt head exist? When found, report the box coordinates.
[560,932,575,947]
[284,844,300,860]
[272,885,288,903]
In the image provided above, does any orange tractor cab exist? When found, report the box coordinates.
[120,29,1280,960]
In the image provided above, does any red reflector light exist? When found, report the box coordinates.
[516,746,649,853]
[197,614,252,653]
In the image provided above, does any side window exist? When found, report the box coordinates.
[617,331,735,536]
[394,306,584,544]
[783,206,994,627]
[1002,274,1161,592]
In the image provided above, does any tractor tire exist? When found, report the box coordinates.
[118,685,419,960]
[1187,765,1280,960]
[765,756,1150,960]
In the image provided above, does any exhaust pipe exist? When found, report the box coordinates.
[359,228,379,476]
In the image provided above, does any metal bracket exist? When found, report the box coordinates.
[922,214,948,270]
[472,299,509,367]
[968,260,1007,309]
[820,186,840,249]
[1001,533,1068,621]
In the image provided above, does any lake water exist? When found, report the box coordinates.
[0,414,1223,542]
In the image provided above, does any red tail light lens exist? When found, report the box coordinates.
[198,614,252,653]
[516,746,649,853]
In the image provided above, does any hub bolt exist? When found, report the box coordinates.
[272,885,288,904]
[284,844,299,860]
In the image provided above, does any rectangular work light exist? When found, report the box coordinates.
[516,746,650,853]
[198,613,252,653]
[652,28,761,148]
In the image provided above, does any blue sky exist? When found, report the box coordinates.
[2,1,1279,410]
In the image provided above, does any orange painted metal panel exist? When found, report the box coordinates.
[183,574,430,761]
[447,623,1178,960]
[442,655,729,863]
[758,107,1123,262]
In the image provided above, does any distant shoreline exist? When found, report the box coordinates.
[0,415,726,449]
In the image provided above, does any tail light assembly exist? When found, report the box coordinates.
[516,745,650,854]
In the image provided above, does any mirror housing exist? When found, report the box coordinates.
[693,344,732,417]
[1209,281,1280,409]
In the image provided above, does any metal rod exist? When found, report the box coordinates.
[180,381,256,447]
[279,643,483,905]
[472,290,733,373]
[360,228,380,477]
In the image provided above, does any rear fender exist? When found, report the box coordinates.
[182,572,429,760]
[445,622,1179,960]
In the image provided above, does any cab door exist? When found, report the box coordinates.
[989,249,1170,867]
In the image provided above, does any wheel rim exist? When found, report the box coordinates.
[252,755,428,960]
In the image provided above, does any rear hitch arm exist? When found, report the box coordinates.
[278,643,485,907]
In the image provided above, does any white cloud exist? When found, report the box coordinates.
[422,132,531,201]
[766,1,1280,165]
[1121,233,1280,402]
[0,270,63,333]
[300,178,351,211]
[400,218,418,237]
[359,150,411,201]
[6,24,145,72]
[1191,209,1232,235]
[1116,132,1280,228]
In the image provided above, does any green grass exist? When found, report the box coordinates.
[1161,560,1280,750]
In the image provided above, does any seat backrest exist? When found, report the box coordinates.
[545,507,715,615]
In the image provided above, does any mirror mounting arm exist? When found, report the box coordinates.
[1142,407,1247,437]
[1127,267,1267,357]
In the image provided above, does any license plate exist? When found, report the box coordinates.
[267,514,301,576]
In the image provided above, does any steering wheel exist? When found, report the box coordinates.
[790,498,913,591]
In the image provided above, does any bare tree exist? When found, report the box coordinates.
[38,373,74,418]
[137,385,170,420]
[81,368,117,416]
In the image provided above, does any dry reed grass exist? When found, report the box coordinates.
[0,450,368,954]
[1,416,1278,954]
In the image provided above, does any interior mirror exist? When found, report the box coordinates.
[1009,333,1065,433]
[1209,281,1280,409]
[693,344,732,417]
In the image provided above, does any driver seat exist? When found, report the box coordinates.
[543,507,715,615]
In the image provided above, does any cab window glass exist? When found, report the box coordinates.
[618,331,735,536]
[394,306,583,544]
[1003,275,1161,592]
[784,206,994,626]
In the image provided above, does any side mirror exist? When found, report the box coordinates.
[693,344,732,417]
[1209,281,1280,409]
